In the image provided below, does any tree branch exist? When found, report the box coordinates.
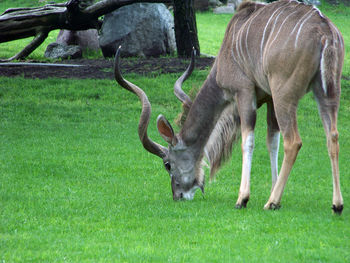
[0,30,49,62]
[85,0,172,18]
[0,0,172,61]
[0,0,172,44]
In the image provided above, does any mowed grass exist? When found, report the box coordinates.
[1,74,350,262]
[1,1,350,262]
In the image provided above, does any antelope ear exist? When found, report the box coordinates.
[157,115,176,145]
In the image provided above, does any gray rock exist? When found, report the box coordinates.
[209,0,223,7]
[213,3,236,14]
[213,0,242,13]
[229,0,242,7]
[57,29,100,51]
[99,3,176,58]
[44,43,82,59]
[194,0,224,11]
[303,0,321,6]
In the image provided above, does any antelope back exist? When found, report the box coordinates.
[216,0,344,97]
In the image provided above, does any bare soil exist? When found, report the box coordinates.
[0,57,215,79]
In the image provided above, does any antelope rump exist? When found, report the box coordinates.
[115,0,344,214]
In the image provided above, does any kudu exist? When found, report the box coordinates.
[115,0,344,214]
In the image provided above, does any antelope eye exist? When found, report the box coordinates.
[164,162,171,171]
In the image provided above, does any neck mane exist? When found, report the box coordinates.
[180,64,227,156]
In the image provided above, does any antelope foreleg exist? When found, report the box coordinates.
[235,130,255,208]
[234,89,257,209]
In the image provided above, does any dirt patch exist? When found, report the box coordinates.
[0,57,215,79]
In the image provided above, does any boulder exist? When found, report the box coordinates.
[229,0,243,7]
[213,0,242,14]
[209,0,223,8]
[44,43,82,59]
[99,3,176,58]
[56,29,100,51]
[195,0,224,11]
[213,3,236,13]
[303,0,321,5]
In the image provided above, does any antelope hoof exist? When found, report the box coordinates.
[264,202,281,210]
[235,197,249,209]
[332,204,343,215]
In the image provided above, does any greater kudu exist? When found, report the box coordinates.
[115,0,344,214]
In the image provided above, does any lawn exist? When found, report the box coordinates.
[1,1,350,262]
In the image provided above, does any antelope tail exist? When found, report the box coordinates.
[320,37,339,98]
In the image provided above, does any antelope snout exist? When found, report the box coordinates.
[173,189,197,201]
[173,192,184,201]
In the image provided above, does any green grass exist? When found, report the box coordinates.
[0,0,40,11]
[196,12,233,56]
[1,72,349,262]
[1,1,350,262]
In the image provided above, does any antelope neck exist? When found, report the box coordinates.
[180,65,227,158]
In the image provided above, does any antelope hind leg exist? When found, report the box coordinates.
[264,102,302,210]
[314,89,343,214]
[266,101,280,193]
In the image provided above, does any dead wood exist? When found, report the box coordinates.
[0,0,172,61]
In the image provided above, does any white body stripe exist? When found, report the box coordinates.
[245,16,255,65]
[320,39,329,95]
[314,6,325,18]
[289,9,313,40]
[235,29,242,65]
[244,7,266,65]
[269,9,286,37]
[295,10,315,48]
[267,10,299,52]
[260,5,287,60]
[230,20,239,64]
[238,26,245,65]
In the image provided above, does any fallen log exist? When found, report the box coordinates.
[0,0,172,61]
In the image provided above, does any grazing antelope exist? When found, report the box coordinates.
[115,0,344,214]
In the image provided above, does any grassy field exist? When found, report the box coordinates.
[1,1,350,262]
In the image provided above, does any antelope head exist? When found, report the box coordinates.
[114,46,203,200]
